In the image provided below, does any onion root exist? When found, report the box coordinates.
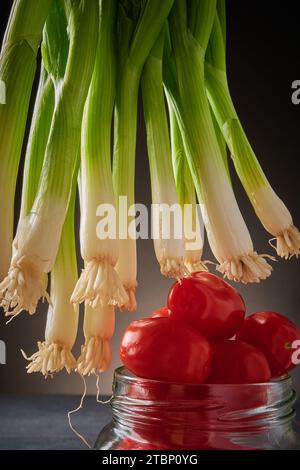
[21,341,76,376]
[77,336,112,376]
[216,252,273,283]
[71,259,129,309]
[0,256,48,316]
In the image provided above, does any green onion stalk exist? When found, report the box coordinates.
[20,1,79,375]
[72,0,125,374]
[20,67,54,220]
[168,103,207,273]
[113,0,175,310]
[205,1,300,259]
[77,304,115,376]
[20,0,68,219]
[0,0,51,280]
[71,0,128,313]
[142,33,186,278]
[165,0,272,283]
[23,167,78,375]
[76,151,115,377]
[0,0,99,317]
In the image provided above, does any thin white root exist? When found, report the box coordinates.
[95,373,112,404]
[159,257,188,279]
[217,252,274,284]
[68,374,92,449]
[21,341,76,376]
[77,337,112,376]
[184,258,209,274]
[71,259,129,309]
[274,225,300,259]
[0,257,49,316]
[184,249,208,274]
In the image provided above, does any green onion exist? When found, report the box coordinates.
[165,0,272,283]
[113,0,175,310]
[0,0,51,280]
[20,0,69,219]
[20,1,79,375]
[73,0,127,374]
[77,304,115,376]
[23,166,79,375]
[0,0,99,316]
[71,0,128,311]
[142,32,186,278]
[205,4,300,259]
[168,103,206,273]
[20,66,55,219]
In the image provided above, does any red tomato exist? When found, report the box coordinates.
[167,272,245,341]
[207,340,271,384]
[120,317,212,384]
[237,311,300,378]
[150,306,170,318]
[115,438,165,450]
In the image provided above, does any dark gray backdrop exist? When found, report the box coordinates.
[0,0,299,395]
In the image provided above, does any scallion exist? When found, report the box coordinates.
[113,0,175,309]
[205,3,300,259]
[71,0,128,310]
[21,2,79,374]
[165,0,272,283]
[142,32,186,278]
[77,304,115,376]
[168,103,206,273]
[0,0,51,280]
[23,168,79,375]
[0,0,99,316]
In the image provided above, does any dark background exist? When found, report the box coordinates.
[0,0,299,396]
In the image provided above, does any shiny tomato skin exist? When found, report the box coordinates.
[115,438,166,450]
[167,272,245,341]
[120,317,212,384]
[237,311,300,378]
[150,306,170,318]
[207,340,271,384]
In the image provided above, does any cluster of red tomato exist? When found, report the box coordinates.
[120,272,300,384]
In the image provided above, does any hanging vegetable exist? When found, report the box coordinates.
[77,304,115,376]
[113,0,175,310]
[20,0,68,220]
[0,0,99,317]
[23,169,79,375]
[205,1,300,259]
[21,2,79,375]
[71,0,128,310]
[141,33,186,278]
[0,0,51,280]
[74,0,123,375]
[168,104,206,273]
[164,0,272,283]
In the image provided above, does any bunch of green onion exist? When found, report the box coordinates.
[0,0,298,378]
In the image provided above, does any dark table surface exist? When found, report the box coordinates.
[0,395,112,450]
[1,395,300,450]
